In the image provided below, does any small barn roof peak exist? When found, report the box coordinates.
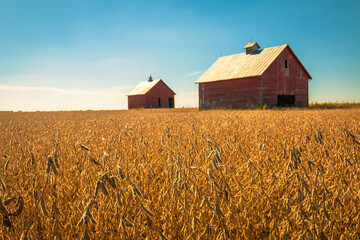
[243,42,260,49]
[127,79,161,96]
[244,42,261,55]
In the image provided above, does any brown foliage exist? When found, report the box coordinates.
[0,108,359,239]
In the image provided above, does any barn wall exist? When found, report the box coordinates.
[199,77,262,110]
[145,81,175,108]
[128,95,146,109]
[262,46,309,107]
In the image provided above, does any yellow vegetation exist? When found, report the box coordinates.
[0,108,359,239]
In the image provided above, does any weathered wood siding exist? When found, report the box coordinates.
[128,80,175,109]
[145,80,175,108]
[199,46,309,109]
[262,46,309,107]
[199,77,262,110]
[128,95,146,109]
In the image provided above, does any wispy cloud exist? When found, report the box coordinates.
[185,71,203,77]
[0,85,133,111]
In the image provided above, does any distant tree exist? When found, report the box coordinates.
[148,75,153,82]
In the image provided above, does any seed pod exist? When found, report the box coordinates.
[4,196,17,205]
[46,157,52,174]
[53,152,60,169]
[4,158,9,171]
[140,202,154,217]
[117,163,126,179]
[195,186,201,200]
[212,157,220,171]
[0,196,9,215]
[50,159,59,175]
[192,216,196,229]
[207,169,215,180]
[105,175,117,189]
[84,199,94,212]
[83,213,89,225]
[212,179,221,190]
[9,195,24,216]
[116,192,123,206]
[90,157,102,166]
[0,177,6,191]
[132,185,142,197]
[94,180,101,197]
[93,200,99,211]
[215,202,225,217]
[40,196,49,217]
[88,211,97,225]
[3,215,12,227]
[80,144,90,151]
[100,181,109,196]
[200,197,206,209]
[123,217,133,227]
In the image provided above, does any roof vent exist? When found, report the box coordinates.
[244,42,260,55]
[148,75,153,82]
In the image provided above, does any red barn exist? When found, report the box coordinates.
[127,77,175,109]
[196,42,312,110]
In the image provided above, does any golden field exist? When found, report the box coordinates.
[0,108,359,239]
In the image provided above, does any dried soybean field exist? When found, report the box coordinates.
[0,108,359,239]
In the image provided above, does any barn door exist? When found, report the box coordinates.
[168,98,174,108]
[277,95,295,107]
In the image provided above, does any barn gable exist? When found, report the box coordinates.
[127,78,175,109]
[197,42,312,109]
[127,79,175,96]
[196,43,311,84]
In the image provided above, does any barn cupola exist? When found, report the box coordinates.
[148,75,153,82]
[244,42,260,55]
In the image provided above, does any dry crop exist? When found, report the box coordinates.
[0,108,359,239]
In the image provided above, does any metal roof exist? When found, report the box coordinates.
[244,42,260,49]
[127,79,162,96]
[196,44,288,83]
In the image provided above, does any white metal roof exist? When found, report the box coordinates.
[196,44,288,83]
[127,79,162,96]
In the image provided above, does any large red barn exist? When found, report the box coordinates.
[127,77,175,109]
[196,42,312,110]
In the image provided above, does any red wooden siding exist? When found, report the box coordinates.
[199,45,310,110]
[262,46,309,107]
[145,81,175,108]
[199,77,262,110]
[128,80,175,109]
[128,95,145,109]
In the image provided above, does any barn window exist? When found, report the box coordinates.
[158,98,161,108]
[284,59,288,69]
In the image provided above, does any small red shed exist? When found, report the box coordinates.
[196,42,312,110]
[127,77,175,109]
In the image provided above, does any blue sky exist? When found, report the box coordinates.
[0,0,359,110]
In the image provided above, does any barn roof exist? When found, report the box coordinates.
[127,79,176,96]
[243,42,260,49]
[127,79,162,96]
[196,44,311,83]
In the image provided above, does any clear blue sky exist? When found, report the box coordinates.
[1,0,359,110]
